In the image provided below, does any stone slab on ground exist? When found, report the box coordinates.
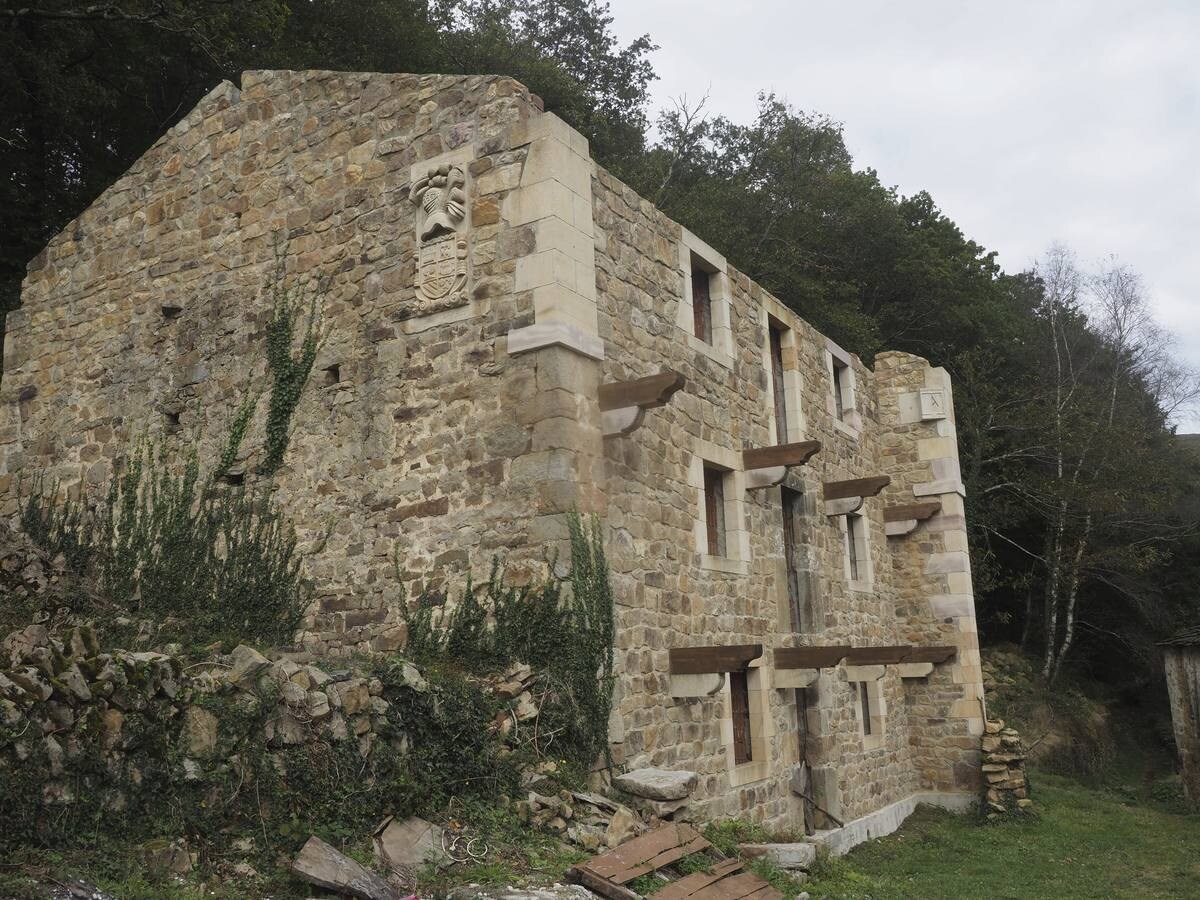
[292,835,401,900]
[738,842,817,870]
[612,768,697,801]
[373,815,450,873]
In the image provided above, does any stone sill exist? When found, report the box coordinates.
[832,415,861,440]
[684,330,735,369]
[729,759,770,787]
[700,554,751,576]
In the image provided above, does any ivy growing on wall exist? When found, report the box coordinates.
[257,259,323,477]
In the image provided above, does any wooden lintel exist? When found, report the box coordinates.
[824,475,891,501]
[841,645,911,666]
[669,644,763,675]
[883,501,942,523]
[775,645,852,669]
[903,645,957,664]
[742,440,822,472]
[598,371,686,412]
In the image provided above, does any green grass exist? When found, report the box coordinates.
[804,772,1200,899]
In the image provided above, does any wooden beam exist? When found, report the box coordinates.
[775,646,852,669]
[669,644,763,675]
[823,475,891,501]
[903,645,957,664]
[742,440,822,471]
[883,501,942,523]
[599,371,686,412]
[842,645,911,665]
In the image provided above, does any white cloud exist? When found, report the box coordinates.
[607,0,1200,428]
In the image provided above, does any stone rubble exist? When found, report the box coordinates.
[981,718,1033,817]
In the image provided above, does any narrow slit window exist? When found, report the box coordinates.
[730,670,753,764]
[846,513,861,582]
[782,487,805,631]
[692,259,713,343]
[703,466,727,557]
[858,681,873,736]
[832,359,849,420]
[769,324,789,443]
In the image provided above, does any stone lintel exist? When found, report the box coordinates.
[745,465,787,489]
[824,496,863,517]
[773,668,820,689]
[885,519,918,537]
[843,664,885,681]
[669,672,725,698]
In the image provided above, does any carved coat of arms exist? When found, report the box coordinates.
[408,162,470,316]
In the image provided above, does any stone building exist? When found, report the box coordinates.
[0,70,986,845]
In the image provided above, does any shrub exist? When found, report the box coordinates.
[401,512,615,768]
[19,443,310,648]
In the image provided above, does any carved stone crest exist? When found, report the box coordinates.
[411,234,468,316]
[409,162,470,315]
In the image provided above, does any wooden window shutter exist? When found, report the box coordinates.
[692,265,713,343]
[846,514,860,581]
[781,487,803,631]
[730,670,753,764]
[703,467,726,557]
[769,325,788,443]
[858,681,873,736]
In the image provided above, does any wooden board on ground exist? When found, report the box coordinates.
[565,823,784,900]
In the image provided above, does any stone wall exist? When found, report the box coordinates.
[0,71,600,655]
[0,69,987,835]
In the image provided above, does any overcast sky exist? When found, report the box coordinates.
[605,0,1200,430]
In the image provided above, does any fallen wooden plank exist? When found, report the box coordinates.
[689,871,778,900]
[586,824,705,879]
[565,865,641,900]
[656,859,744,900]
[607,835,710,884]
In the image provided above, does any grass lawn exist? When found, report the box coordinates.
[804,772,1200,899]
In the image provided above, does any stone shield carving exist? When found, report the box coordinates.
[408,162,470,317]
[413,235,468,314]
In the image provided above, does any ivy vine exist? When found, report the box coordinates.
[257,259,323,477]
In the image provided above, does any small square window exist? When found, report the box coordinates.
[703,466,727,557]
[161,305,183,320]
[322,364,341,386]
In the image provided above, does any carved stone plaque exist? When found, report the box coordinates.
[919,389,948,421]
[412,234,468,315]
[407,160,471,318]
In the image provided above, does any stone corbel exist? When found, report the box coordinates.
[599,370,686,437]
[843,665,885,682]
[742,441,822,489]
[823,475,890,516]
[898,663,935,679]
[883,500,942,537]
